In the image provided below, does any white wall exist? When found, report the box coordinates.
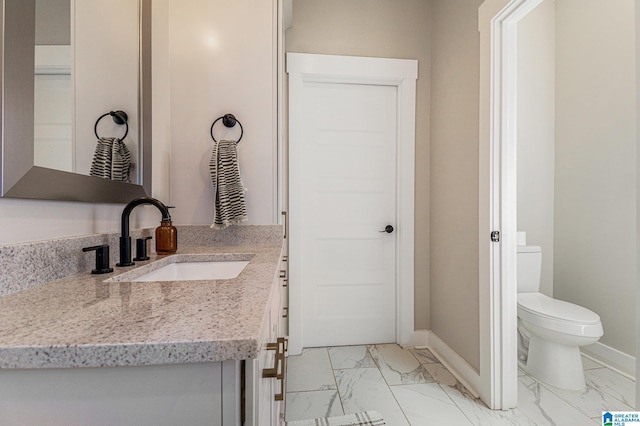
[166,0,277,226]
[74,0,140,178]
[554,0,636,357]
[430,0,483,371]
[0,0,275,244]
[517,0,555,297]
[0,199,157,245]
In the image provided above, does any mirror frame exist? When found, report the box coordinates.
[0,0,151,203]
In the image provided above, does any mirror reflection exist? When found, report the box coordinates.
[32,0,140,183]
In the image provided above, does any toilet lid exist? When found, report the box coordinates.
[517,293,601,324]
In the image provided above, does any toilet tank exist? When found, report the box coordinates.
[517,245,542,293]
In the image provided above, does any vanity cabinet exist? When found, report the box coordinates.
[1,361,238,425]
[1,267,288,426]
[279,254,289,338]
[0,247,289,426]
[246,252,288,426]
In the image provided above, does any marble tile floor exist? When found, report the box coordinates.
[285,344,636,425]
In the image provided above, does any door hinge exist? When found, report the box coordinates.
[491,231,500,242]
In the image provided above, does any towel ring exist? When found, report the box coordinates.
[94,110,129,140]
[211,113,243,143]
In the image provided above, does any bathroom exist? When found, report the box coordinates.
[516,0,636,383]
[0,0,638,424]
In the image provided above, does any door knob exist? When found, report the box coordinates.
[379,225,394,233]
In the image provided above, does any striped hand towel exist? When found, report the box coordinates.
[209,139,248,229]
[89,137,132,182]
[287,411,385,426]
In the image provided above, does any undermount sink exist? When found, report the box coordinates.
[106,254,254,283]
[131,261,250,282]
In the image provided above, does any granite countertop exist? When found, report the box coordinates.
[0,239,283,369]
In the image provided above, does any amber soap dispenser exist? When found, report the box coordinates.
[155,219,177,255]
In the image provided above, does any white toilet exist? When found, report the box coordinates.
[517,245,603,390]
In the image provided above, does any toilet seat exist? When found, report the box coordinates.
[518,293,603,338]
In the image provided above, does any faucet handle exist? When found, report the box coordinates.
[82,245,114,274]
[133,236,153,261]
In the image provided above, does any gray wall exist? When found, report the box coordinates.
[554,0,636,356]
[285,0,432,330]
[35,0,70,45]
[429,0,483,370]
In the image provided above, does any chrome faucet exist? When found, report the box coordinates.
[117,196,172,267]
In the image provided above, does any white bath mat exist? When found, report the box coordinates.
[286,410,385,426]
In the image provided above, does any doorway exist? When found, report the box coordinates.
[480,0,638,410]
[287,53,417,355]
[478,0,546,410]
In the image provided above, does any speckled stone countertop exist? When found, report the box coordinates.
[0,228,283,369]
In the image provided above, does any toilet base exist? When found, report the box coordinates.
[521,335,586,390]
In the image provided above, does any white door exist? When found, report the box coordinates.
[287,52,417,355]
[294,81,398,347]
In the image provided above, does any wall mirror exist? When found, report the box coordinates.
[0,0,151,203]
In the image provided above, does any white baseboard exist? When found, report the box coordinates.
[582,342,636,379]
[410,329,481,399]
[402,329,429,348]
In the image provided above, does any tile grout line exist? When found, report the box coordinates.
[369,344,438,426]
[326,347,347,417]
[514,375,559,426]
[536,373,634,412]
[585,380,635,407]
[403,346,495,425]
[369,345,413,425]
[521,364,635,421]
[409,348,477,425]
[436,382,479,426]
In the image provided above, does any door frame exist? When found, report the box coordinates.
[478,0,545,409]
[286,53,417,355]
